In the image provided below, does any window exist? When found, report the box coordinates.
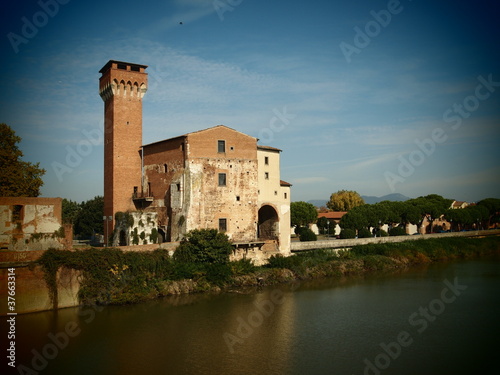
[164,164,168,173]
[12,205,23,222]
[117,63,127,70]
[265,172,269,180]
[264,156,269,165]
[219,218,227,232]
[236,196,240,201]
[284,192,288,199]
[218,173,226,186]
[218,140,226,153]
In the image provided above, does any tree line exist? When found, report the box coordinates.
[291,192,500,239]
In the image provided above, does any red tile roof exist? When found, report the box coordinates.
[318,211,347,220]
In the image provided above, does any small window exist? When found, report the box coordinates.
[265,172,269,180]
[284,192,288,199]
[133,186,138,197]
[219,218,227,232]
[176,183,181,191]
[131,65,140,72]
[164,164,168,173]
[218,140,226,153]
[12,205,23,222]
[117,63,127,70]
[236,196,240,201]
[218,173,227,186]
[264,156,269,165]
[274,191,278,195]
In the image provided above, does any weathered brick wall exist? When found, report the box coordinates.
[100,61,148,227]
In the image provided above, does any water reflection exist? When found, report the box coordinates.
[14,259,500,375]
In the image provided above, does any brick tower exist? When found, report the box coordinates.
[99,60,148,232]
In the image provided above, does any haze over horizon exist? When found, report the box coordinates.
[1,0,499,203]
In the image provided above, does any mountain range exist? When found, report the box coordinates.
[308,193,411,208]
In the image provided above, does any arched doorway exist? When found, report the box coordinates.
[119,230,127,246]
[258,205,279,240]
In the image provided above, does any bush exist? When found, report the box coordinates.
[173,229,232,264]
[230,259,256,275]
[294,226,306,236]
[299,228,317,241]
[389,227,407,236]
[340,229,356,239]
[358,228,372,238]
[377,229,389,237]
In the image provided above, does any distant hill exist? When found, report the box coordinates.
[308,193,410,208]
[361,193,411,204]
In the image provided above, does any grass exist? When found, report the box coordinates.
[37,236,500,308]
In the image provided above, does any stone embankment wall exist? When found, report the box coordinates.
[291,229,500,252]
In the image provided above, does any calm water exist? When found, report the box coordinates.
[10,257,500,375]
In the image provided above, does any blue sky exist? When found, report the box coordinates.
[1,0,499,204]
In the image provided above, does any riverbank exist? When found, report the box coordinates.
[32,236,500,310]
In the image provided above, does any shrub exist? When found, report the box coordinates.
[377,229,389,237]
[358,228,372,238]
[389,227,407,236]
[173,229,232,264]
[299,228,317,241]
[340,229,356,239]
[230,259,256,275]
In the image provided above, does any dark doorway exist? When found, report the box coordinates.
[119,230,127,246]
[258,205,279,240]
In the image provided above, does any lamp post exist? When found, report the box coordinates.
[103,216,107,247]
[103,216,113,246]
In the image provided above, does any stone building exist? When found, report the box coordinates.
[99,60,291,255]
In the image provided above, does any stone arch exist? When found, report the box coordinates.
[258,204,279,240]
[119,80,126,96]
[126,81,132,97]
[139,83,147,98]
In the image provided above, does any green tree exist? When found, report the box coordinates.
[74,196,104,238]
[477,198,500,228]
[339,207,368,230]
[317,216,328,234]
[62,198,80,224]
[173,229,232,264]
[0,123,45,197]
[290,201,318,227]
[327,190,365,211]
[299,228,317,241]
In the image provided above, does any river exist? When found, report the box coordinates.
[10,256,500,375]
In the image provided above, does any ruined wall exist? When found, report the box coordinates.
[143,137,186,241]
[0,197,70,251]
